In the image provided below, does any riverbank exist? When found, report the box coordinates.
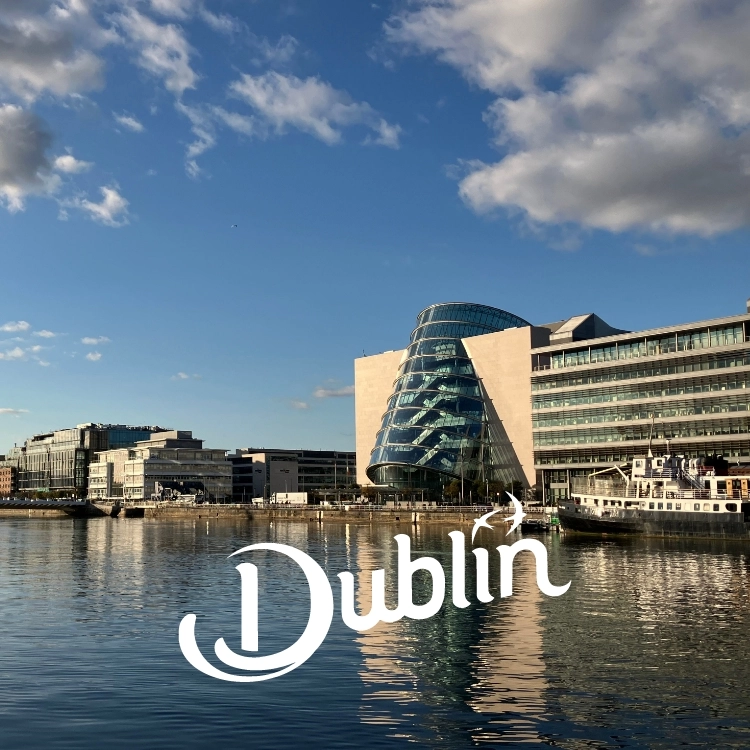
[0,502,554,526]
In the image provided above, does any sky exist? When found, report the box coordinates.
[1,0,750,454]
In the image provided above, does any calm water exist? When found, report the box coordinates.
[1,517,749,749]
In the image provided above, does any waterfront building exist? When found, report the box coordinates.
[88,431,231,501]
[229,449,356,502]
[355,300,750,502]
[0,424,169,496]
[0,465,16,496]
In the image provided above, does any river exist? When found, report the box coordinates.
[0,517,748,749]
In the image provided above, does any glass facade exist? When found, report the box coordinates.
[367,303,529,495]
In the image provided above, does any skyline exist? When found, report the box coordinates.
[2,1,750,453]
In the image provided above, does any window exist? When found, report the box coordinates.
[649,502,655,509]
[658,502,663,509]
[666,502,672,510]
[676,503,681,510]
[726,503,738,512]
[703,503,710,511]
[713,504,720,511]
[694,503,700,511]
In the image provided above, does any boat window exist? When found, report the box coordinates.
[658,502,663,510]
[703,503,710,511]
[603,500,608,506]
[713,504,720,511]
[726,503,738,512]
[649,502,655,509]
[666,502,672,510]
[676,503,682,510]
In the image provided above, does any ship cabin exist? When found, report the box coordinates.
[570,454,750,515]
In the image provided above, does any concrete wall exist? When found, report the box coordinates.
[354,349,406,485]
[463,326,549,488]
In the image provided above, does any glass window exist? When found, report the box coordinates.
[703,503,710,511]
[713,504,720,511]
[649,502,655,509]
[694,503,700,511]
[676,503,681,510]
[666,502,672,510]
[657,502,663,510]
[726,503,738,512]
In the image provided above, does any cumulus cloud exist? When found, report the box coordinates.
[171,371,200,380]
[85,351,101,361]
[0,321,30,332]
[388,0,750,235]
[33,329,57,338]
[228,72,401,147]
[314,384,355,398]
[114,112,145,133]
[0,347,25,361]
[81,336,109,345]
[0,105,56,211]
[54,153,92,173]
[71,186,130,227]
[0,407,28,416]
[0,1,107,102]
[290,400,309,410]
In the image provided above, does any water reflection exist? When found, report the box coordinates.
[1,518,750,749]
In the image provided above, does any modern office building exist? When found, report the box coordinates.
[355,300,750,502]
[0,424,169,496]
[88,431,231,501]
[229,448,356,501]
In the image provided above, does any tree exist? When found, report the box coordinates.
[444,480,460,501]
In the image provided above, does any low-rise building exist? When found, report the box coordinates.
[0,465,17,496]
[88,431,231,502]
[229,448,356,502]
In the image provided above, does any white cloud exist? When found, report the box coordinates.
[314,384,355,398]
[81,336,110,345]
[0,105,56,211]
[85,351,101,361]
[0,321,30,332]
[228,71,401,147]
[290,400,309,410]
[33,329,56,338]
[175,102,216,178]
[171,371,201,380]
[0,1,108,102]
[150,0,195,19]
[388,0,750,236]
[114,112,145,133]
[0,408,28,416]
[0,347,25,361]
[116,8,198,97]
[248,34,298,67]
[200,8,242,35]
[72,186,130,227]
[53,153,92,173]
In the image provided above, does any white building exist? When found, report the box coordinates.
[88,430,231,502]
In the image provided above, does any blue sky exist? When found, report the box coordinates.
[1,0,750,453]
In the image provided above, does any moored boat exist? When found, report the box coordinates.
[558,453,750,538]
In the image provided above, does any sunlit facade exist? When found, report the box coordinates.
[356,299,750,502]
[366,303,530,495]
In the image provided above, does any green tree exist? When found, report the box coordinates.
[444,480,461,501]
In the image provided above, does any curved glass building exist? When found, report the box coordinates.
[366,303,530,496]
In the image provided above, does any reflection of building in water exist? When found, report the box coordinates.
[351,526,553,744]
[468,555,548,744]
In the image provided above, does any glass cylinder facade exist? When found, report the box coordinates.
[367,303,529,496]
